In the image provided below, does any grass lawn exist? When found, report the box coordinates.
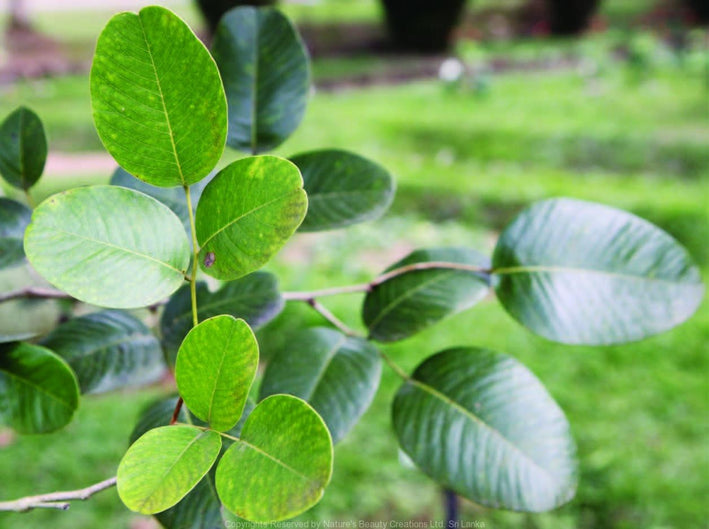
[0,35,707,529]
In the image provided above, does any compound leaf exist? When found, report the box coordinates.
[91,6,226,186]
[493,198,704,344]
[24,185,190,309]
[363,248,491,342]
[41,310,164,394]
[291,149,395,232]
[212,6,309,153]
[260,327,381,443]
[0,342,79,433]
[176,316,258,432]
[117,425,222,515]
[195,156,307,281]
[0,106,47,190]
[393,347,577,512]
[216,395,332,522]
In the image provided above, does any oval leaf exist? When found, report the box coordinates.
[0,342,79,433]
[195,156,307,280]
[41,310,164,394]
[91,6,227,186]
[363,247,491,342]
[24,185,190,308]
[291,149,395,232]
[160,273,284,365]
[176,316,258,432]
[216,395,333,522]
[393,347,577,512]
[260,327,381,443]
[0,197,31,269]
[492,198,705,345]
[212,6,310,153]
[110,166,211,235]
[0,106,47,190]
[117,425,222,515]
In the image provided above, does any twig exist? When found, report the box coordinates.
[0,287,72,303]
[0,476,117,512]
[282,261,491,301]
[170,397,184,425]
[305,298,363,337]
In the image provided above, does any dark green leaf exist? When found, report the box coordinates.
[195,156,307,280]
[118,425,222,514]
[216,395,333,522]
[290,149,395,232]
[160,273,283,365]
[41,310,164,394]
[24,185,190,308]
[91,6,227,186]
[212,6,310,153]
[493,198,705,344]
[261,327,381,443]
[0,264,62,343]
[110,166,212,235]
[0,106,47,190]
[363,248,491,342]
[176,316,258,432]
[0,198,31,269]
[393,347,577,512]
[0,342,79,433]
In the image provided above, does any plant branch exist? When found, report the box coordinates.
[170,397,184,425]
[379,350,410,381]
[183,185,200,328]
[0,477,117,513]
[304,298,363,337]
[282,261,491,301]
[0,287,72,304]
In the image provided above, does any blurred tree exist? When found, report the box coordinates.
[380,0,467,53]
[7,0,31,30]
[196,0,276,33]
[547,0,601,35]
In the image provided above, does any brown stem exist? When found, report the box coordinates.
[170,397,184,425]
[305,298,362,337]
[0,477,117,512]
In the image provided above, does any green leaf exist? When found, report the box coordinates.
[160,273,283,365]
[24,185,190,309]
[290,149,395,232]
[195,156,307,280]
[363,248,491,342]
[110,166,212,235]
[0,106,47,190]
[393,347,577,512]
[0,198,31,269]
[41,310,164,394]
[260,327,381,443]
[176,316,258,432]
[90,6,227,187]
[212,6,310,153]
[216,395,333,522]
[0,342,79,433]
[0,264,62,343]
[117,425,222,515]
[492,198,705,345]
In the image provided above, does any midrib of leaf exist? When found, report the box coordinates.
[492,264,699,286]
[302,334,347,401]
[138,17,186,186]
[206,323,241,427]
[1,366,75,411]
[18,109,26,189]
[199,189,302,249]
[237,438,313,483]
[250,12,260,154]
[48,227,184,276]
[405,376,557,486]
[137,430,213,511]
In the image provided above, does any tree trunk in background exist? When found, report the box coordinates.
[196,0,276,33]
[547,0,601,35]
[8,0,31,30]
[684,0,709,24]
[381,0,467,53]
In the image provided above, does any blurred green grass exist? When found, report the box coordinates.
[0,23,707,529]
